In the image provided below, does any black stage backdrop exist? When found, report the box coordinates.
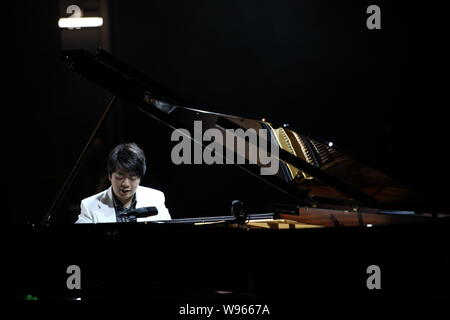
[8,1,449,221]
[4,0,450,308]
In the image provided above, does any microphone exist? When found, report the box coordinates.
[120,206,158,218]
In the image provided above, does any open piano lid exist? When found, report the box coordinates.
[61,48,444,215]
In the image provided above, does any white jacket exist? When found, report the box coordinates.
[75,186,171,223]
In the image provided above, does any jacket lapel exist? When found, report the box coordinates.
[94,187,117,223]
[135,186,144,208]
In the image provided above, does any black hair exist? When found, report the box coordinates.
[106,143,146,178]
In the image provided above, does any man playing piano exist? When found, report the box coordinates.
[75,143,171,223]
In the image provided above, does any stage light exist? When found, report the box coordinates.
[58,17,103,29]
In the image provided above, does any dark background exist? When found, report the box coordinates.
[8,0,449,224]
[5,0,450,306]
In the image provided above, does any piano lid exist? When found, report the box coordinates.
[61,48,436,213]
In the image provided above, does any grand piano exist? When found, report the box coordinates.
[6,49,449,302]
[45,49,445,227]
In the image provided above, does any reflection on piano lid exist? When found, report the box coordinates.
[48,48,449,227]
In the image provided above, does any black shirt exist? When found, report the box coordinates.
[112,192,137,223]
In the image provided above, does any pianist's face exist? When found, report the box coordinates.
[109,169,141,205]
